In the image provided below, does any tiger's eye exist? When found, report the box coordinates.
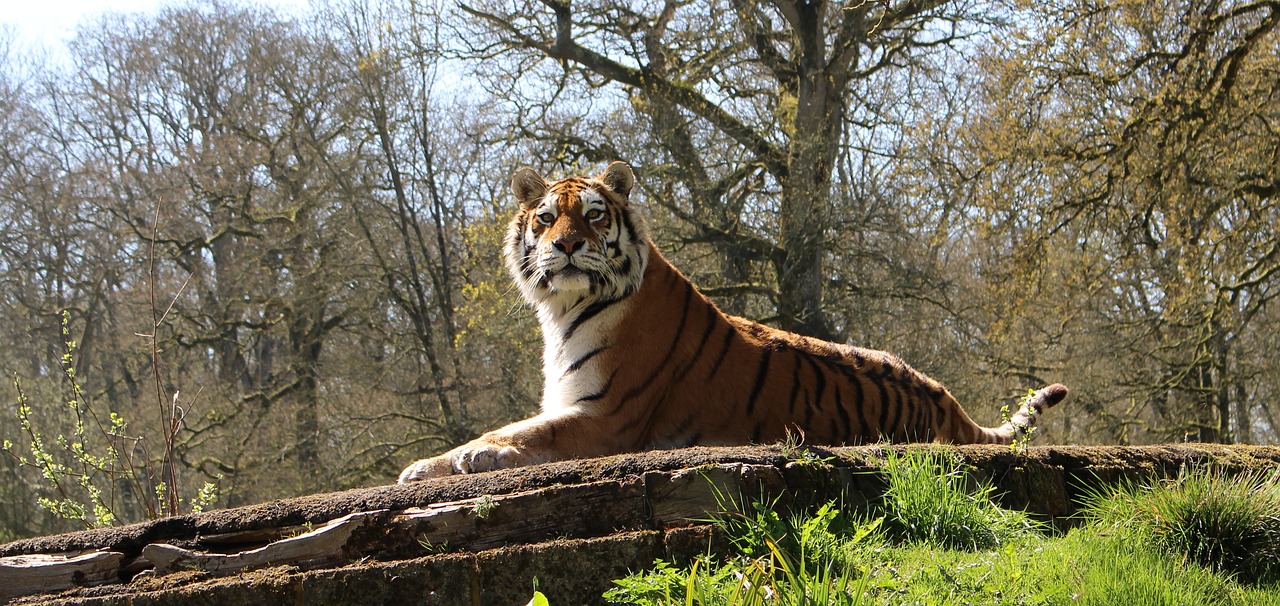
[537,212,554,225]
[586,209,604,222]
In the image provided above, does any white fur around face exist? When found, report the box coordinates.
[509,186,646,315]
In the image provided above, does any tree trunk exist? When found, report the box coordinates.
[776,2,842,341]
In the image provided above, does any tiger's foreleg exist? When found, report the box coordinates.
[397,410,617,482]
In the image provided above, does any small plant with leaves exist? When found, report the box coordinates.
[706,489,792,561]
[473,494,497,519]
[4,315,135,528]
[416,534,451,553]
[191,481,220,514]
[525,578,550,606]
[1000,389,1038,452]
[3,310,216,529]
[779,427,833,468]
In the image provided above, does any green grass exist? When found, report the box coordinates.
[607,500,878,605]
[854,529,1280,605]
[1082,466,1280,584]
[878,449,1039,550]
[602,452,1280,606]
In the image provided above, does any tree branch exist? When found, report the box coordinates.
[458,1,789,179]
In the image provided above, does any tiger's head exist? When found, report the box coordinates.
[505,162,650,314]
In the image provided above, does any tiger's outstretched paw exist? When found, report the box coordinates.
[397,440,531,483]
[397,455,453,483]
[452,441,527,474]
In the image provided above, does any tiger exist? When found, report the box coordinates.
[397,161,1068,482]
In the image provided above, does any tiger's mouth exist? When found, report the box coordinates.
[537,255,583,277]
[546,265,592,292]
[534,247,619,295]
[554,263,586,276]
[540,247,603,275]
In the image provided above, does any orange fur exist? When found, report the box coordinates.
[398,162,1067,482]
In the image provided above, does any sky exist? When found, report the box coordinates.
[2,0,309,56]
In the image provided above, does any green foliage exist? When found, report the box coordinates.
[606,454,1280,605]
[472,494,497,519]
[608,450,1042,604]
[608,471,885,605]
[707,491,790,561]
[191,481,220,515]
[854,529,1280,605]
[605,546,873,605]
[878,449,1040,550]
[1060,533,1270,606]
[1000,389,1039,451]
[1082,467,1280,584]
[711,493,881,573]
[2,311,218,529]
[4,316,126,528]
[606,559,744,605]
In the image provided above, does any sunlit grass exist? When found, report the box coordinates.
[856,529,1280,605]
[606,500,877,605]
[1082,466,1280,585]
[602,452,1280,606]
[878,448,1040,550]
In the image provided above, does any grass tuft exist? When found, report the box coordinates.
[878,449,1039,550]
[1083,466,1280,584]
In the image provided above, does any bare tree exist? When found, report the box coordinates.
[449,0,974,340]
[951,0,1280,443]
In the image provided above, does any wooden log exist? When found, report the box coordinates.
[142,509,387,576]
[0,550,124,601]
[379,465,783,557]
[3,464,796,593]
[390,479,648,555]
[644,463,788,524]
[195,526,291,548]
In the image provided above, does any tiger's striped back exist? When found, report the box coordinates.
[547,242,1065,451]
[397,162,1067,482]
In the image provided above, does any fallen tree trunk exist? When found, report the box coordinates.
[2,444,1278,605]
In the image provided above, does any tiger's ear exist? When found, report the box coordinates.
[511,167,547,210]
[599,161,635,198]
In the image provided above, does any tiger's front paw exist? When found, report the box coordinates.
[397,440,531,483]
[397,455,454,483]
[452,441,528,474]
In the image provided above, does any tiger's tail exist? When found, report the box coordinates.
[980,383,1069,445]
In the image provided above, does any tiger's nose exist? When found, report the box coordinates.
[553,238,584,255]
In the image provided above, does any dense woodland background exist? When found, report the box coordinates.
[0,0,1276,540]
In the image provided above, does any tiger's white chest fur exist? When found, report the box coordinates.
[536,296,631,415]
